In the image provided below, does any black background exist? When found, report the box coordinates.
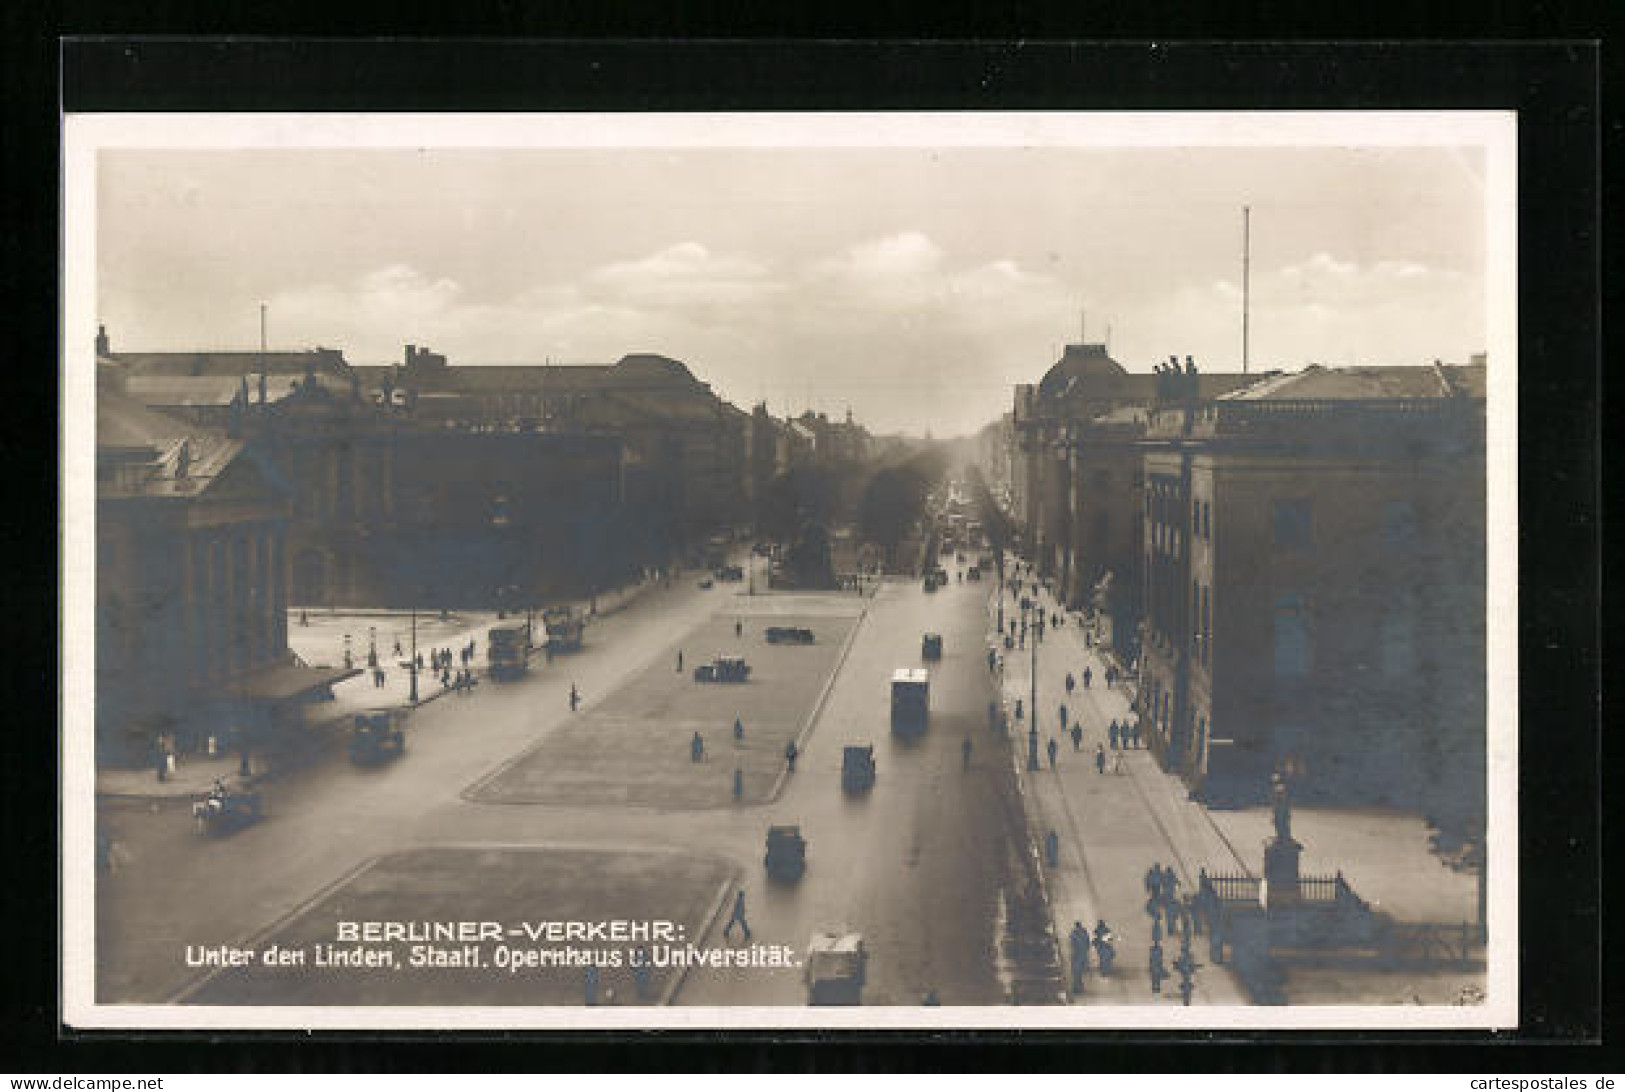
[4,19,1608,1074]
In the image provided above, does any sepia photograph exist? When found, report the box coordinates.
[59,110,1517,1030]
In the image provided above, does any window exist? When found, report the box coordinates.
[1201,585,1212,666]
[1273,593,1311,678]
[1273,499,1313,550]
[1380,586,1417,677]
[1383,499,1416,550]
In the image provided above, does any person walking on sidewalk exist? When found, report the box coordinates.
[1109,721,1119,750]
[1082,666,1092,689]
[676,650,684,672]
[1071,724,1083,752]
[1095,743,1106,775]
[1059,703,1068,730]
[1065,672,1075,695]
[722,889,752,941]
[1149,941,1167,995]
[733,717,745,741]
[1068,921,1091,995]
[784,740,798,772]
[1093,921,1116,976]
[962,737,973,769]
[569,684,580,712]
[735,618,743,638]
[1132,720,1143,749]
[1047,736,1059,770]
[691,731,705,763]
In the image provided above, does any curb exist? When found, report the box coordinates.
[663,874,740,1007]
[763,604,870,804]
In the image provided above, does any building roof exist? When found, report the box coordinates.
[1218,363,1488,401]
[97,386,247,498]
[1037,343,1129,399]
[357,353,705,395]
[111,348,351,377]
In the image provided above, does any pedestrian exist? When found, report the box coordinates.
[1065,672,1075,694]
[1045,829,1059,868]
[1108,721,1118,749]
[584,964,599,1006]
[1071,724,1083,751]
[1151,914,1162,946]
[1095,743,1106,775]
[394,638,402,656]
[1047,737,1059,769]
[1112,750,1124,776]
[733,768,744,799]
[152,742,167,783]
[735,619,743,638]
[733,717,744,741]
[785,740,798,771]
[962,737,973,769]
[988,648,997,673]
[1132,721,1143,749]
[1149,942,1166,994]
[1068,921,1091,994]
[691,732,705,762]
[676,650,684,672]
[722,889,752,940]
[1082,666,1092,689]
[1094,921,1116,975]
[1145,863,1161,898]
[1059,703,1068,729]
[1014,698,1023,721]
[569,684,580,711]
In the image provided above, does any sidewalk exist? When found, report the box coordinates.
[989,565,1252,1007]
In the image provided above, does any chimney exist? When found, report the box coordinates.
[95,324,110,357]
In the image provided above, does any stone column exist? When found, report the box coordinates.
[272,526,288,655]
[211,533,229,681]
[180,533,197,687]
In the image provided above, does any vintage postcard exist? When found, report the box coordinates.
[61,111,1517,1030]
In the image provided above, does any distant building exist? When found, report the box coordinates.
[354,347,749,551]
[1137,362,1486,826]
[1011,344,1251,611]
[96,364,350,767]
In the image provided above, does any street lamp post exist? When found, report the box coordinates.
[1027,601,1040,771]
[408,604,419,705]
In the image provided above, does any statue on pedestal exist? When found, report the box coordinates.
[1271,770,1292,844]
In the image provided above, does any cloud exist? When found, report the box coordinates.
[812,231,946,283]
[588,242,779,307]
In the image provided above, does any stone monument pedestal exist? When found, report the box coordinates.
[1263,836,1302,913]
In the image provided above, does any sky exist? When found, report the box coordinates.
[97,143,1488,437]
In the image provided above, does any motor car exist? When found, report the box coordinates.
[694,655,751,683]
[765,824,807,881]
[765,626,816,645]
[841,745,876,792]
[348,711,406,765]
[804,932,867,1005]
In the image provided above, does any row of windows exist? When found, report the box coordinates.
[1145,495,1418,554]
[1272,589,1417,679]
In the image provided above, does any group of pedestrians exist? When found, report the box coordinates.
[1066,919,1118,995]
[1108,718,1143,750]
